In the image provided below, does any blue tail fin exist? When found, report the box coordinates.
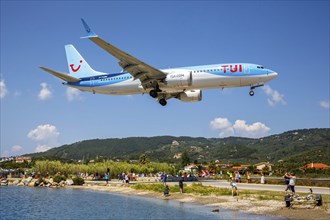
[65,44,100,78]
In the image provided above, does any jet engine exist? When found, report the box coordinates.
[177,90,202,102]
[165,71,192,88]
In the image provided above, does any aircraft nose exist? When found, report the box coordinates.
[268,72,278,79]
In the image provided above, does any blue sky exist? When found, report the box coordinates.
[1,1,329,156]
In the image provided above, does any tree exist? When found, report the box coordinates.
[139,154,149,164]
[262,165,270,174]
[208,161,216,173]
[232,161,241,166]
[180,150,190,168]
[246,165,256,173]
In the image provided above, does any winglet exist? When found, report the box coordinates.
[81,18,98,38]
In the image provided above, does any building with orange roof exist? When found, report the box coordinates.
[304,163,329,170]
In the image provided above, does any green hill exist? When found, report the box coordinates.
[27,128,330,165]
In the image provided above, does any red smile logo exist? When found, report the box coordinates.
[70,60,83,72]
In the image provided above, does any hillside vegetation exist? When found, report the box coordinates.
[28,128,330,165]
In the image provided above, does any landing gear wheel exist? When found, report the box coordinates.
[149,90,158,98]
[249,90,255,96]
[159,99,167,106]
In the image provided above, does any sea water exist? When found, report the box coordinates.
[0,187,282,220]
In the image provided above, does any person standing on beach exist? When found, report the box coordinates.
[230,178,239,197]
[283,172,290,193]
[246,172,251,183]
[260,173,265,184]
[161,172,167,185]
[107,168,111,181]
[179,175,184,194]
[227,171,233,182]
[288,172,296,195]
[125,173,129,184]
[234,171,239,183]
[105,173,109,184]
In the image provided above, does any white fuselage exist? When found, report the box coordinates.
[66,63,277,95]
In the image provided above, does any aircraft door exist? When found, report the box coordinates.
[90,77,95,87]
[90,77,96,94]
[244,64,251,74]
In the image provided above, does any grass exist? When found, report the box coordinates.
[132,183,232,196]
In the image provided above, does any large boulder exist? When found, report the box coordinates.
[59,180,65,187]
[22,177,33,185]
[28,179,37,187]
[12,180,20,185]
[65,179,74,186]
[0,179,8,186]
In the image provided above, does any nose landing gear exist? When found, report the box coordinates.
[249,83,264,96]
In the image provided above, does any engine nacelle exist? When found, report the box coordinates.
[165,70,192,88]
[177,90,202,102]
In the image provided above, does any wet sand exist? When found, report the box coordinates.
[70,182,330,220]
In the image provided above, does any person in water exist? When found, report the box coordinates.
[164,184,170,196]
[179,175,184,194]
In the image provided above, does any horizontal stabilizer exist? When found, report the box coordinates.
[39,67,81,82]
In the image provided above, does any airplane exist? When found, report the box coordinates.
[40,19,278,106]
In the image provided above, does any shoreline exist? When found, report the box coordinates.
[68,182,329,220]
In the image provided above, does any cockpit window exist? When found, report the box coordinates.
[257,66,265,69]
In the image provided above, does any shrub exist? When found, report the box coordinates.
[72,177,85,185]
[53,175,66,183]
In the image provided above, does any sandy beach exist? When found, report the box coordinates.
[69,182,330,220]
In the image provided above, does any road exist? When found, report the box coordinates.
[173,180,330,195]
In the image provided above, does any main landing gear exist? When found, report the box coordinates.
[159,98,167,106]
[149,86,167,106]
[249,90,255,96]
[149,85,161,98]
[149,89,158,98]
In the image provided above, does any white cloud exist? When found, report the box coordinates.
[232,120,270,138]
[35,145,52,153]
[210,117,232,129]
[27,124,60,152]
[1,145,24,157]
[66,87,82,102]
[210,117,270,138]
[262,85,286,106]
[11,145,23,152]
[0,79,8,99]
[319,100,330,109]
[38,82,52,100]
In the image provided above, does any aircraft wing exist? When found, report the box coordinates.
[81,19,166,88]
